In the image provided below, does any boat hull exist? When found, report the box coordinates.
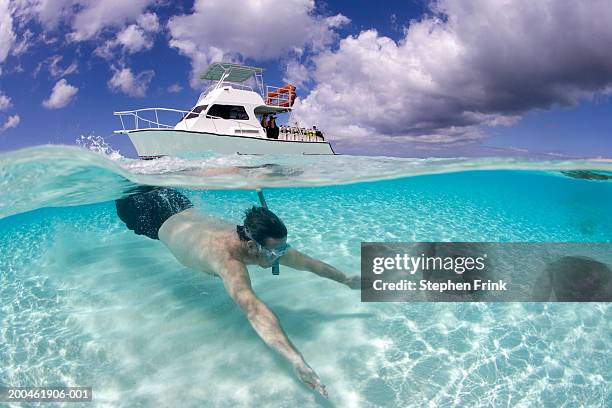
[126,129,335,157]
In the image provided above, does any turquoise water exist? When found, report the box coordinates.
[1,145,611,407]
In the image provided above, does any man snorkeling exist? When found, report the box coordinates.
[115,186,360,398]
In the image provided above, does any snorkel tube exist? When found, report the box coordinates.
[256,189,280,276]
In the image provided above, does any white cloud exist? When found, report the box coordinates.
[137,12,159,33]
[0,114,20,132]
[68,0,155,41]
[42,78,78,109]
[283,60,311,89]
[167,83,182,93]
[108,67,154,97]
[10,1,161,66]
[0,0,16,63]
[0,90,11,110]
[167,0,349,87]
[116,13,159,52]
[116,25,149,53]
[293,0,612,147]
[9,1,135,33]
[11,0,76,30]
[11,28,33,55]
[95,12,159,58]
[11,1,157,42]
[325,14,350,29]
[47,55,78,77]
[0,83,17,138]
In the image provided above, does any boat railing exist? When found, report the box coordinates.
[114,107,265,136]
[114,108,192,132]
[265,85,296,108]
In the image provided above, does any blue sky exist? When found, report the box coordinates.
[0,0,611,158]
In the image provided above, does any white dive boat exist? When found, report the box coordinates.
[114,62,335,158]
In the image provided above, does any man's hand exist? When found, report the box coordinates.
[294,361,328,398]
[343,275,373,290]
[343,275,361,289]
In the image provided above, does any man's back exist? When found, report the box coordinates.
[158,208,235,276]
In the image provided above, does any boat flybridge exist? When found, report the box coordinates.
[114,62,335,158]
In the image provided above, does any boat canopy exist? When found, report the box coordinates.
[254,105,291,114]
[200,62,264,83]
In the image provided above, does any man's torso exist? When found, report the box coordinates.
[158,208,234,276]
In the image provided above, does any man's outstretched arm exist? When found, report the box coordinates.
[279,248,360,289]
[219,260,328,397]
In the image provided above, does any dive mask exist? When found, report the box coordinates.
[243,226,290,263]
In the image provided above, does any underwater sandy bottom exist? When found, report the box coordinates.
[1,171,611,407]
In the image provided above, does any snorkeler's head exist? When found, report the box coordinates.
[238,206,287,244]
[237,206,289,267]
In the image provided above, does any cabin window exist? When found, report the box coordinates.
[207,104,250,120]
[184,105,208,120]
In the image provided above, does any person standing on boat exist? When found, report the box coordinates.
[115,187,360,398]
[260,113,269,128]
[268,115,279,139]
[260,113,270,137]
